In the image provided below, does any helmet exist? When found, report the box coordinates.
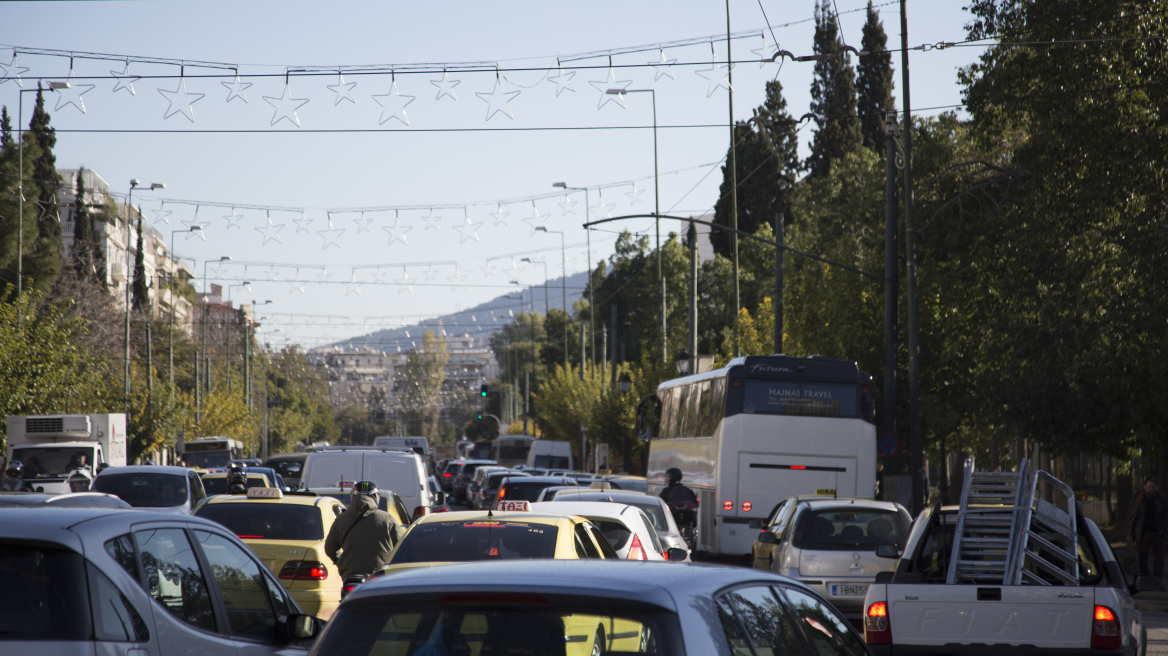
[352,481,379,504]
[5,460,23,478]
[227,465,248,493]
[666,468,683,485]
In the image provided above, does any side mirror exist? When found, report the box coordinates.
[875,543,901,559]
[874,571,895,584]
[1136,575,1160,592]
[748,520,762,530]
[435,491,446,505]
[278,613,320,643]
[680,527,696,540]
[666,547,688,562]
[758,532,777,544]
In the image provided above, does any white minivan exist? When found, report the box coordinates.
[525,440,573,470]
[301,448,433,520]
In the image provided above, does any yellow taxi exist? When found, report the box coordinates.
[193,487,346,620]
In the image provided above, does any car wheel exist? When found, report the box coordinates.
[590,626,606,656]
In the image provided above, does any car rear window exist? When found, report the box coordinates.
[0,542,90,640]
[500,481,560,502]
[589,518,633,551]
[390,520,558,563]
[195,503,325,541]
[93,472,189,507]
[201,475,268,496]
[793,507,908,551]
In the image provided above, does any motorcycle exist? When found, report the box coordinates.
[340,573,367,600]
[668,502,698,551]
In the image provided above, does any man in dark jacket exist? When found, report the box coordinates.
[324,481,403,579]
[1125,478,1168,578]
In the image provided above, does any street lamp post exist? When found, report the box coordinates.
[520,258,549,316]
[16,82,69,299]
[124,179,166,415]
[534,225,568,369]
[169,226,203,395]
[223,282,251,392]
[552,182,592,367]
[607,87,665,363]
[617,372,633,472]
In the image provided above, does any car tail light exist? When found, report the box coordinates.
[413,505,429,520]
[433,506,449,513]
[1092,605,1121,650]
[626,534,648,560]
[341,582,360,596]
[742,501,752,512]
[279,560,328,581]
[723,500,734,511]
[498,487,506,498]
[865,602,890,645]
[443,472,452,478]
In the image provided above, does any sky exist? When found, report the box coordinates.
[1,0,980,351]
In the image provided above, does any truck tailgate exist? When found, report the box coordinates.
[887,584,1092,649]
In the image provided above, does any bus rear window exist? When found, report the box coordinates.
[741,381,858,418]
[390,521,558,563]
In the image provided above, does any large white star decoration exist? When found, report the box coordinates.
[111,63,140,95]
[222,74,252,103]
[372,79,414,126]
[382,213,412,246]
[696,52,733,97]
[547,66,576,97]
[558,194,578,216]
[0,54,30,87]
[588,67,632,109]
[316,269,332,284]
[490,204,509,226]
[327,73,358,105]
[152,204,173,225]
[454,217,483,243]
[255,215,285,245]
[649,49,678,81]
[430,71,460,101]
[593,192,616,219]
[288,277,306,295]
[184,225,207,241]
[343,275,362,296]
[158,77,204,122]
[223,208,244,229]
[475,78,520,121]
[521,203,550,235]
[56,71,96,114]
[208,261,228,280]
[37,199,60,223]
[180,206,203,229]
[447,267,469,291]
[626,183,646,205]
[352,212,374,233]
[421,208,442,231]
[751,38,775,68]
[263,83,310,127]
[396,270,415,295]
[292,212,313,234]
[317,220,345,250]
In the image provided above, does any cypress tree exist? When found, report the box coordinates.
[24,86,63,292]
[806,0,862,177]
[71,168,98,283]
[132,217,150,311]
[856,1,896,153]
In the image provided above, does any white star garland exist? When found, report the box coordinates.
[521,202,550,235]
[222,74,252,103]
[0,54,30,87]
[317,217,345,250]
[263,83,310,127]
[352,212,373,234]
[372,78,414,126]
[292,212,313,233]
[625,183,646,205]
[421,208,442,231]
[152,202,173,225]
[475,77,520,121]
[158,76,204,122]
[453,216,483,243]
[558,194,578,216]
[547,65,576,97]
[382,211,411,246]
[649,49,678,81]
[255,211,285,245]
[589,64,632,109]
[110,62,139,95]
[55,69,95,114]
[223,208,243,229]
[696,47,733,97]
[490,203,510,227]
[327,73,358,105]
[430,70,460,101]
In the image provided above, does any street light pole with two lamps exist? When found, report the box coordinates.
[552,181,592,375]
[169,225,203,395]
[123,179,166,415]
[533,225,568,368]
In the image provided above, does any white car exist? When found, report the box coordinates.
[92,465,209,514]
[530,501,684,561]
[549,489,692,561]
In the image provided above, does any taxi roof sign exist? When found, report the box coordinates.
[247,487,283,499]
[496,500,530,512]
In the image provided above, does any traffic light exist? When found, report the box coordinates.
[480,384,489,397]
[477,413,483,420]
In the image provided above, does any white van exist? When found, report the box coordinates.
[526,440,573,471]
[372,436,430,459]
[300,448,433,520]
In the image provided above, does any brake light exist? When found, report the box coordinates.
[791,465,806,470]
[865,602,890,645]
[1092,605,1121,650]
[626,534,648,560]
[433,506,449,513]
[443,472,452,478]
[742,501,752,512]
[498,487,505,498]
[723,500,734,511]
[236,535,265,539]
[279,560,328,581]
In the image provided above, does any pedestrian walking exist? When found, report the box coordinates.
[1125,478,1168,580]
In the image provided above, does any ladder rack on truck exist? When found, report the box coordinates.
[945,458,1079,586]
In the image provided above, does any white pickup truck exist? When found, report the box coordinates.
[863,464,1157,655]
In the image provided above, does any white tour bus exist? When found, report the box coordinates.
[493,435,535,468]
[526,439,573,471]
[179,436,244,470]
[646,354,876,558]
[372,436,430,459]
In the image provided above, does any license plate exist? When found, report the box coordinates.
[830,583,869,597]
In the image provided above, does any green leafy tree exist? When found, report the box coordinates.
[806,0,862,177]
[541,308,581,372]
[856,1,895,153]
[397,330,449,442]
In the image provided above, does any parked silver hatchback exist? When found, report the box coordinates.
[0,507,319,655]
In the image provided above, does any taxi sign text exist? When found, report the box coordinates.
[337,480,355,489]
[815,488,837,496]
[496,500,531,512]
[247,487,283,499]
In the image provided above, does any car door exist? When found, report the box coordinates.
[715,584,806,655]
[754,500,791,568]
[776,585,869,655]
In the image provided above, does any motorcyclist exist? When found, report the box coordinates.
[659,468,699,507]
[227,465,249,495]
[0,461,33,492]
[324,481,404,579]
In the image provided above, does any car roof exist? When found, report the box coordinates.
[200,472,268,479]
[264,453,307,462]
[529,501,641,521]
[553,492,661,505]
[800,498,905,512]
[95,465,192,476]
[502,476,575,484]
[0,506,227,534]
[348,560,817,611]
[411,510,576,527]
[0,492,131,508]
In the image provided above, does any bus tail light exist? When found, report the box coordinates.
[1092,606,1121,650]
[723,500,734,511]
[865,602,890,644]
[742,501,752,512]
[626,534,648,560]
[280,560,329,581]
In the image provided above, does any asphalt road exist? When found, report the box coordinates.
[1147,610,1168,655]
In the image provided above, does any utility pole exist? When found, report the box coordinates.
[601,325,608,391]
[194,353,201,423]
[610,305,619,389]
[883,111,900,451]
[146,323,153,415]
[727,0,741,357]
[901,0,924,516]
[688,222,699,375]
[774,211,785,354]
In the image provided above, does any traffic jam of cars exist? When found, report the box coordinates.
[0,402,1156,656]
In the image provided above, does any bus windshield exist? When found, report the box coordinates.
[185,451,232,468]
[741,381,859,418]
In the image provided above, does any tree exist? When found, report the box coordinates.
[856,1,895,153]
[541,308,580,372]
[806,0,862,177]
[397,329,449,442]
[131,217,149,311]
[70,168,106,286]
[23,87,63,292]
[0,106,38,299]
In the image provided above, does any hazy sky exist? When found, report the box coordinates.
[1,0,979,349]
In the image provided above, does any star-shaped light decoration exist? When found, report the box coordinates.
[372,78,414,126]
[382,211,412,246]
[352,212,374,234]
[521,202,550,236]
[158,76,204,122]
[447,265,469,291]
[475,77,520,121]
[37,198,60,223]
[288,270,306,295]
[111,62,140,95]
[317,218,345,250]
[184,225,207,241]
[649,49,678,81]
[588,64,632,109]
[490,203,509,226]
[453,216,483,243]
[263,265,282,281]
[0,54,30,87]
[422,266,439,282]
[396,269,415,295]
[292,212,313,234]
[152,202,173,225]
[223,207,244,229]
[558,194,578,216]
[593,191,616,219]
[316,268,332,284]
[696,49,734,97]
[222,73,252,103]
[208,261,228,280]
[751,37,774,68]
[263,83,310,127]
[420,208,442,231]
[369,268,389,284]
[430,70,460,101]
[255,212,285,245]
[56,70,96,114]
[625,183,646,205]
[343,274,362,296]
[480,260,497,277]
[547,64,576,97]
[327,72,358,106]
[180,205,204,229]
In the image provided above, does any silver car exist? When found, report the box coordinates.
[0,507,319,655]
[756,498,911,619]
[316,560,873,655]
[92,465,208,514]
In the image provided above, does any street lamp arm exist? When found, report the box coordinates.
[582,213,883,281]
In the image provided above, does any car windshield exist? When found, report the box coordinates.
[93,472,189,507]
[10,446,94,479]
[195,503,325,540]
[610,479,648,493]
[390,520,559,563]
[200,475,269,496]
[185,451,232,469]
[793,507,908,551]
[268,461,303,480]
[316,604,675,656]
[500,481,562,502]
